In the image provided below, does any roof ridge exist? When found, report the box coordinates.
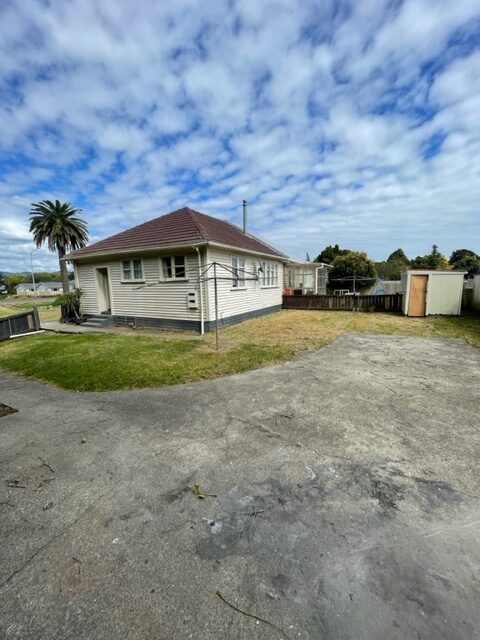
[185,207,209,241]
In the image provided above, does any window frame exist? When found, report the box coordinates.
[121,258,145,283]
[231,255,246,289]
[260,261,279,288]
[160,255,188,281]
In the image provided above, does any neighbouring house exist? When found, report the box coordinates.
[66,207,288,332]
[401,270,466,317]
[15,281,63,296]
[284,261,332,295]
[37,282,63,295]
[16,282,36,295]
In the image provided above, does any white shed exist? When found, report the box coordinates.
[401,270,466,317]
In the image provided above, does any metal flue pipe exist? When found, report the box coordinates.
[242,199,248,234]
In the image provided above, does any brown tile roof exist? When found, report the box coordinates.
[67,207,286,260]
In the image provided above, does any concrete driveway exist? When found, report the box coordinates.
[1,334,479,640]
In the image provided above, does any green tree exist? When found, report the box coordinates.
[411,245,451,270]
[315,244,350,264]
[376,247,410,280]
[387,248,409,264]
[4,273,28,294]
[29,200,88,293]
[449,249,480,276]
[328,251,377,292]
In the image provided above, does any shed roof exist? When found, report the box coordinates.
[404,269,467,275]
[67,207,286,260]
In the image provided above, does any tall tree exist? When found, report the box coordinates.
[328,252,377,292]
[29,200,88,293]
[387,248,409,264]
[411,245,451,270]
[315,244,350,264]
[376,247,410,280]
[449,249,480,276]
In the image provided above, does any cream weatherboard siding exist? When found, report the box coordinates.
[74,246,283,329]
[74,253,206,322]
[205,247,283,323]
[75,263,98,314]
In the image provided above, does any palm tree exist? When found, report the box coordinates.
[29,200,88,293]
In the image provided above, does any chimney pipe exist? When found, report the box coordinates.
[242,199,248,234]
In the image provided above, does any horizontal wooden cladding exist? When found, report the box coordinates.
[207,247,283,320]
[283,293,403,312]
[75,254,205,320]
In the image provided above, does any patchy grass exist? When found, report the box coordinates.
[0,302,59,322]
[0,333,291,391]
[0,310,478,391]
[212,310,480,352]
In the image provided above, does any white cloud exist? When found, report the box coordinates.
[1,0,480,273]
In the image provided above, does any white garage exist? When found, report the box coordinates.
[401,270,466,317]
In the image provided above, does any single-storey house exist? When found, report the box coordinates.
[66,207,288,332]
[401,269,466,317]
[37,282,63,295]
[16,282,36,295]
[16,281,63,296]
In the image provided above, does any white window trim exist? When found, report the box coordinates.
[159,255,188,281]
[260,261,280,288]
[231,255,246,290]
[120,258,145,283]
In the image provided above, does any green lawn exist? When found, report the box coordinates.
[0,301,60,322]
[0,333,290,391]
[0,310,478,391]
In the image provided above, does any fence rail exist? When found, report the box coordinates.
[0,308,41,341]
[283,293,403,312]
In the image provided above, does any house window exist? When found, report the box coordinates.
[162,256,186,280]
[231,256,246,288]
[122,259,144,281]
[260,261,279,286]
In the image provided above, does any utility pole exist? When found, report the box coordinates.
[30,250,38,305]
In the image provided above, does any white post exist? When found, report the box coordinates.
[30,250,38,304]
[214,262,219,351]
[195,247,204,335]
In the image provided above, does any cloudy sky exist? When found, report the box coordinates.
[1,0,480,273]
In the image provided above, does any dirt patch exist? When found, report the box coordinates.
[0,403,17,418]
[371,479,404,513]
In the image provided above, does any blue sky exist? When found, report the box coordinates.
[1,0,480,273]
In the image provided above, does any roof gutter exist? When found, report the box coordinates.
[65,240,287,263]
[64,241,210,262]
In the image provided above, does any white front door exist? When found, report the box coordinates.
[95,268,111,313]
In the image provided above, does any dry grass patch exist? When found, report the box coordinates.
[0,309,478,391]
[206,310,480,352]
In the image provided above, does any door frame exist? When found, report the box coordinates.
[407,274,428,317]
[94,266,113,314]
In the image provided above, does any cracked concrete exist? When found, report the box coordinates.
[0,334,479,639]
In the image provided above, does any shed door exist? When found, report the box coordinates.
[408,275,428,317]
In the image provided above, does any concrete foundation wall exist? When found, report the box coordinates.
[94,304,282,333]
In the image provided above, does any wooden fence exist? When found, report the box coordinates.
[282,293,403,312]
[0,308,41,341]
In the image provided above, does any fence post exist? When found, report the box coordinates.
[32,307,41,330]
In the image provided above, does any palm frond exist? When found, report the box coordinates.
[29,200,88,253]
